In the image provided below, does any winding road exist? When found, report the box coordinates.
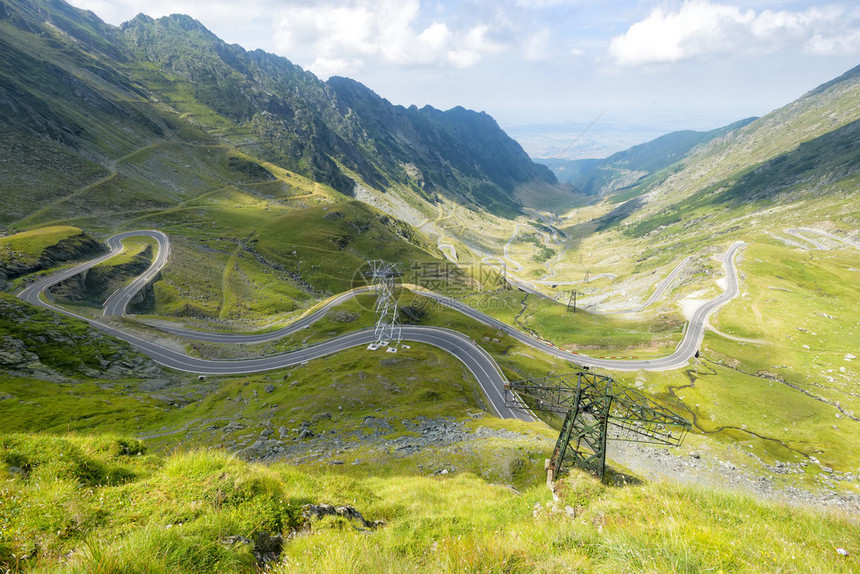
[589,256,691,315]
[17,231,748,420]
[786,228,860,251]
[414,243,744,371]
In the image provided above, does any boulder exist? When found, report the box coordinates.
[301,503,384,530]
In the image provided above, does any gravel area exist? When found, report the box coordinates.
[610,440,860,515]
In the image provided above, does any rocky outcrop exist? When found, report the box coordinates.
[0,232,104,288]
[49,245,153,306]
[0,294,162,380]
[301,503,384,530]
[221,531,284,566]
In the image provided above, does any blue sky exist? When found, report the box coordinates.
[68,1,859,157]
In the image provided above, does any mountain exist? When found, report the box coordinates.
[610,64,860,237]
[0,0,567,227]
[542,118,756,195]
[325,76,557,214]
[1,3,859,570]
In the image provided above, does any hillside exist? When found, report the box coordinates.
[544,117,756,195]
[458,63,860,527]
[0,0,567,227]
[0,293,856,572]
[613,64,860,235]
[0,0,559,324]
[1,1,860,572]
[2,432,858,572]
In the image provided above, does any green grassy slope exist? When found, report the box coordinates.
[0,226,102,284]
[614,64,860,237]
[1,433,857,573]
[625,117,860,239]
[1,2,859,571]
[548,117,756,195]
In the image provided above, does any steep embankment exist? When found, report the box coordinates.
[0,292,161,382]
[0,226,103,288]
[48,242,155,307]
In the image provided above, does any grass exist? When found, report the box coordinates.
[455,289,684,355]
[139,199,439,324]
[0,287,556,467]
[696,240,860,475]
[1,207,859,572]
[1,433,857,573]
[1,9,858,570]
[587,238,860,489]
[5,210,857,493]
[518,231,556,263]
[98,236,156,267]
[0,226,83,261]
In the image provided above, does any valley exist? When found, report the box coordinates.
[1,0,858,571]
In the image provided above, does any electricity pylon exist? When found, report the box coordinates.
[365,260,402,350]
[505,372,691,481]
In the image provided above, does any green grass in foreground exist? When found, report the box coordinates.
[0,433,857,573]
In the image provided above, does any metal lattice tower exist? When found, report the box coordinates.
[505,372,691,481]
[365,260,403,350]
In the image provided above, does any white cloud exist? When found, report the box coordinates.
[273,0,504,76]
[68,0,581,77]
[309,57,365,79]
[523,29,552,61]
[807,28,860,56]
[609,1,860,66]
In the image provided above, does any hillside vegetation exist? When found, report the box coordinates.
[1,433,857,573]
[615,65,860,235]
[0,0,569,229]
[1,1,860,572]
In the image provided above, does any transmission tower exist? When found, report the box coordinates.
[365,260,403,351]
[505,372,691,481]
[566,289,577,313]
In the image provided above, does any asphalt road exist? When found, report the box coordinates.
[786,228,860,251]
[18,230,746,419]
[103,231,171,316]
[18,230,169,310]
[17,231,530,421]
[415,242,745,371]
[590,256,692,315]
[785,228,830,250]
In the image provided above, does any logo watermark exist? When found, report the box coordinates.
[349,260,510,314]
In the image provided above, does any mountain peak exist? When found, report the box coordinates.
[1,0,567,219]
[120,11,220,42]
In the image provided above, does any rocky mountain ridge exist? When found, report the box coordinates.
[0,0,567,226]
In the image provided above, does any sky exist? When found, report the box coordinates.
[67,0,860,158]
